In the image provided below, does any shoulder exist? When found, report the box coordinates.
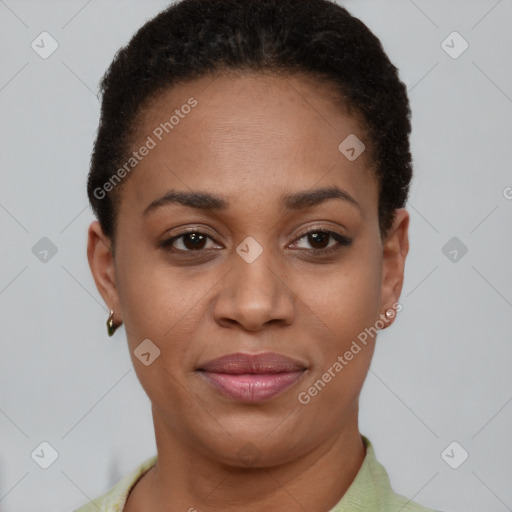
[329,435,447,512]
[73,454,157,512]
[365,437,444,512]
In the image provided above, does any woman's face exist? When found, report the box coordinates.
[88,72,409,466]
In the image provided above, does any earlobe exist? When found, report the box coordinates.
[379,208,410,329]
[87,221,122,321]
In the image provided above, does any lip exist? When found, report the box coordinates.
[197,352,308,403]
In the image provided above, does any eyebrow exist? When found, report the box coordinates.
[142,186,362,216]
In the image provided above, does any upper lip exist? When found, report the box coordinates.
[197,352,307,374]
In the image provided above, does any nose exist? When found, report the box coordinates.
[213,243,296,332]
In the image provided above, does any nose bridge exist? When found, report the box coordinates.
[236,237,279,294]
[214,235,295,330]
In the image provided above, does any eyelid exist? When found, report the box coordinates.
[294,225,346,238]
[163,225,220,242]
[289,222,350,241]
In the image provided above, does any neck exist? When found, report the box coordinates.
[125,410,366,512]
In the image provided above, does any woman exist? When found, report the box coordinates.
[78,0,443,510]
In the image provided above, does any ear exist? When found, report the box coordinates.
[379,208,409,328]
[87,220,122,323]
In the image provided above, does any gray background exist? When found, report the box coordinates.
[1,0,511,511]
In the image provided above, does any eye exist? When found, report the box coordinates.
[158,229,221,252]
[158,228,352,256]
[289,229,352,255]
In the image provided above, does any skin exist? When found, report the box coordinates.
[87,71,409,511]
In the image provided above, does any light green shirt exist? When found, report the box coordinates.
[74,436,443,511]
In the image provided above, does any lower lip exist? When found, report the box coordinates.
[199,370,305,402]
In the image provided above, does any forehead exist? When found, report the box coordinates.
[120,72,377,219]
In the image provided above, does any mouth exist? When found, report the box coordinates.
[196,352,308,403]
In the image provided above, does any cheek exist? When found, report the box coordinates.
[295,266,381,418]
[114,254,200,412]
[298,245,382,345]
[292,241,382,407]
[114,241,179,350]
[115,244,213,368]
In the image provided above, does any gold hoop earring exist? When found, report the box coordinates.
[107,309,121,337]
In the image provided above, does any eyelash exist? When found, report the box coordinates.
[158,227,352,257]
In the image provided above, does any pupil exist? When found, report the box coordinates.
[184,233,205,250]
[309,232,328,249]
